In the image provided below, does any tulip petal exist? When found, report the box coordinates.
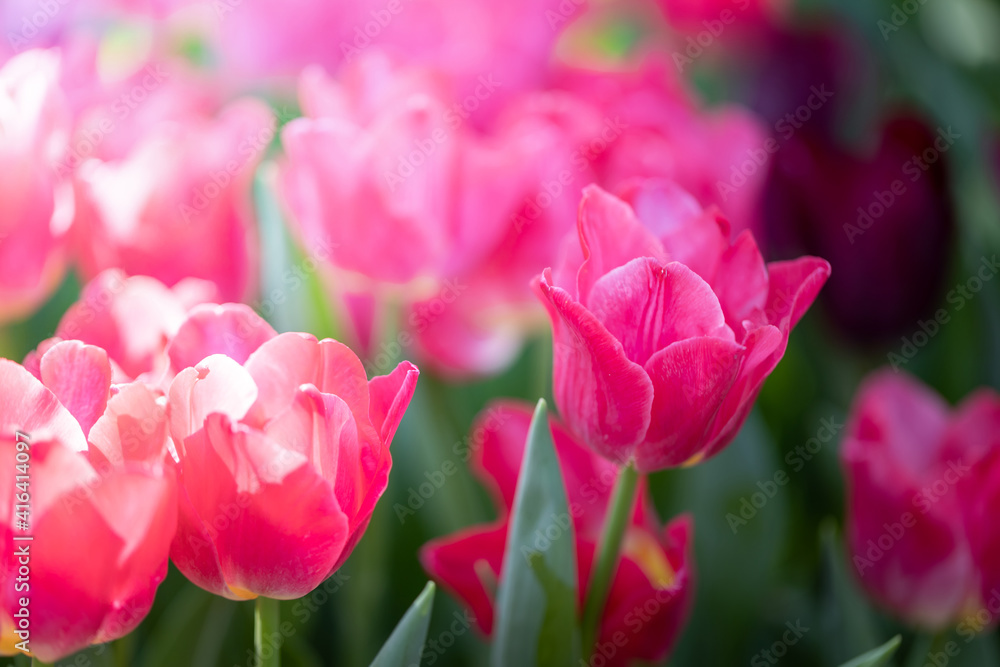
[590,516,694,666]
[576,185,666,303]
[188,416,350,599]
[587,258,734,366]
[712,230,769,334]
[636,337,744,471]
[368,360,420,446]
[264,386,354,503]
[535,271,653,463]
[168,355,258,449]
[38,340,112,436]
[420,524,508,635]
[619,179,727,281]
[88,383,169,469]
[167,303,276,371]
[764,256,831,332]
[0,359,87,452]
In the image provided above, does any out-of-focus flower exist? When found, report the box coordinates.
[165,304,419,600]
[421,401,693,666]
[549,56,770,237]
[0,49,72,322]
[534,182,828,471]
[280,54,525,285]
[280,53,537,375]
[765,115,954,344]
[655,0,787,36]
[841,370,999,630]
[33,269,218,383]
[71,95,272,302]
[0,346,176,662]
[173,0,579,120]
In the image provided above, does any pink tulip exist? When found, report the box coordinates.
[71,96,272,302]
[421,401,694,666]
[165,304,419,599]
[0,345,176,662]
[280,53,526,285]
[0,49,72,323]
[35,269,219,383]
[548,56,770,238]
[174,0,575,119]
[534,182,828,471]
[842,370,999,629]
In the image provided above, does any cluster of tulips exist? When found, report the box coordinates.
[0,0,998,665]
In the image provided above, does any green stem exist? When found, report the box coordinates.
[255,597,282,667]
[31,658,51,666]
[580,462,640,658]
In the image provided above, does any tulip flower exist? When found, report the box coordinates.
[534,181,829,471]
[0,346,176,662]
[0,49,72,323]
[34,269,219,383]
[71,96,272,302]
[960,393,1000,618]
[841,370,996,630]
[549,56,770,238]
[165,304,419,599]
[765,115,954,344]
[421,401,693,666]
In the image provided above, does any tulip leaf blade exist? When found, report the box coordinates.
[369,581,436,667]
[491,399,580,667]
[837,635,902,667]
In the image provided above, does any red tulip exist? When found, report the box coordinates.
[421,401,694,667]
[165,305,419,599]
[534,182,828,471]
[842,370,999,629]
[0,49,72,323]
[0,346,175,662]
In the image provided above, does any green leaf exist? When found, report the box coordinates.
[837,635,902,667]
[369,581,436,667]
[491,399,580,667]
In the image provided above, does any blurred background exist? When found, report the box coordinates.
[1,0,999,664]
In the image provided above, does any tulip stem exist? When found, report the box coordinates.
[580,461,640,658]
[31,658,52,666]
[255,597,281,667]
